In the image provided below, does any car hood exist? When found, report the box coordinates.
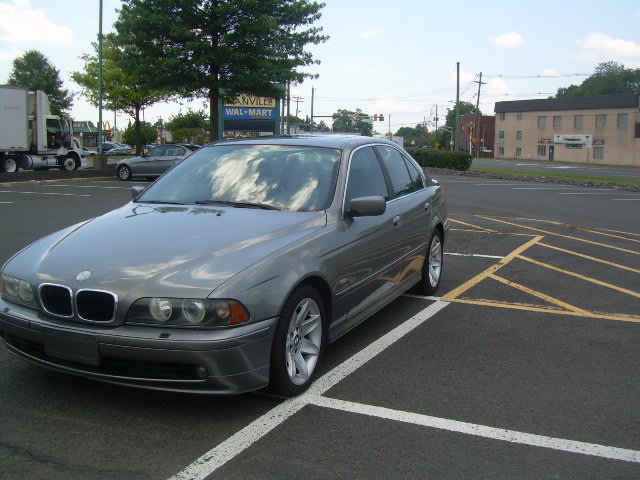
[4,203,327,301]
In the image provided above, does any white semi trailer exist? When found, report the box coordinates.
[0,85,83,173]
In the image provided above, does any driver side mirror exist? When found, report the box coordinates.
[131,185,146,200]
[347,196,386,217]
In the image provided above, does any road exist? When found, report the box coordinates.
[1,176,639,479]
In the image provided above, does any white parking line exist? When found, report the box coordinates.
[309,396,640,464]
[168,295,639,479]
[169,301,449,480]
[445,252,505,259]
[0,190,91,197]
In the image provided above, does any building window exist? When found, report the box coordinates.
[499,112,505,121]
[537,145,546,157]
[574,115,584,128]
[636,123,640,138]
[596,114,606,127]
[459,125,464,134]
[499,147,504,155]
[594,147,604,160]
[498,130,505,139]
[516,131,523,140]
[617,114,628,128]
[515,147,522,156]
[553,116,562,128]
[538,116,546,128]
[517,112,523,120]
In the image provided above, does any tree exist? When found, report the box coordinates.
[556,61,640,97]
[114,0,328,141]
[122,121,158,146]
[165,109,209,132]
[7,50,73,116]
[331,109,373,136]
[72,35,172,154]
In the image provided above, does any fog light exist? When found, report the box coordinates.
[196,366,209,379]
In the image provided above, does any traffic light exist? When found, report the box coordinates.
[379,114,384,121]
[470,126,475,135]
[355,112,361,121]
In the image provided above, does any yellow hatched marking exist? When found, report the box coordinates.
[452,297,640,323]
[538,242,640,274]
[442,235,544,301]
[488,273,590,315]
[518,255,640,299]
[451,218,499,233]
[476,216,640,256]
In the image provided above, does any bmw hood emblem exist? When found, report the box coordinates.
[76,270,92,282]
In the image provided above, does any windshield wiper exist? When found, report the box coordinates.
[136,200,186,205]
[194,199,282,210]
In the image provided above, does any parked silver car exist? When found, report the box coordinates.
[0,135,448,396]
[116,143,198,180]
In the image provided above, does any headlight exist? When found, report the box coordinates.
[125,298,250,327]
[0,273,37,308]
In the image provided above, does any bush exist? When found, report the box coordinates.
[170,128,209,145]
[405,148,472,171]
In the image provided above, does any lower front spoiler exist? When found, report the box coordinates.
[0,309,278,395]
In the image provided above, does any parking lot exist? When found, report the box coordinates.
[1,175,639,479]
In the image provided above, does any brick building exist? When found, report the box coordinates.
[457,112,495,157]
[494,94,640,166]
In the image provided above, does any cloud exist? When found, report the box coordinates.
[0,0,74,45]
[489,31,524,48]
[577,33,640,68]
[360,26,380,39]
[541,68,561,77]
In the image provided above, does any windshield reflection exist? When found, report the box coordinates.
[137,144,341,212]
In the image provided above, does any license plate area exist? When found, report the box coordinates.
[42,327,100,366]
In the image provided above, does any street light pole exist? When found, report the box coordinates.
[98,0,103,155]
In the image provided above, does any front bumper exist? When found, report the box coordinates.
[0,298,278,394]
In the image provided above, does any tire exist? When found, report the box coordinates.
[268,285,326,397]
[1,156,18,173]
[61,155,80,170]
[412,228,444,296]
[117,165,132,181]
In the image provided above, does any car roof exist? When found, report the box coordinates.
[206,134,400,150]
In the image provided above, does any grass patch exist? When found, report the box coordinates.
[470,166,640,187]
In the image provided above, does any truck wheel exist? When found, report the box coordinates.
[1,157,18,173]
[61,155,80,170]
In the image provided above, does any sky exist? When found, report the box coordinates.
[1,0,639,134]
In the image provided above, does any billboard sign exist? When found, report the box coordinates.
[554,134,592,144]
[224,95,276,119]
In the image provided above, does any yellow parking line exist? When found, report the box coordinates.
[488,273,591,315]
[442,235,544,301]
[451,297,640,323]
[476,216,640,256]
[518,255,640,299]
[538,243,640,274]
[451,218,499,233]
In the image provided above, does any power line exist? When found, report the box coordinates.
[485,73,589,79]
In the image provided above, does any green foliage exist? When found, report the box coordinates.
[405,148,472,171]
[7,50,73,116]
[72,35,172,154]
[331,109,373,136]
[114,0,328,140]
[165,109,209,132]
[556,61,640,97]
[122,122,157,146]
[171,128,209,144]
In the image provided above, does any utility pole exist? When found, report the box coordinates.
[310,87,314,133]
[286,81,291,135]
[473,72,486,157]
[454,62,460,152]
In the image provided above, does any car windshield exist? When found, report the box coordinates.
[137,144,342,212]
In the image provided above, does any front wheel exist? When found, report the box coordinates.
[61,155,80,170]
[412,228,444,296]
[268,285,326,397]
[117,165,132,181]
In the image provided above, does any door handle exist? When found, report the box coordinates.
[392,215,401,227]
